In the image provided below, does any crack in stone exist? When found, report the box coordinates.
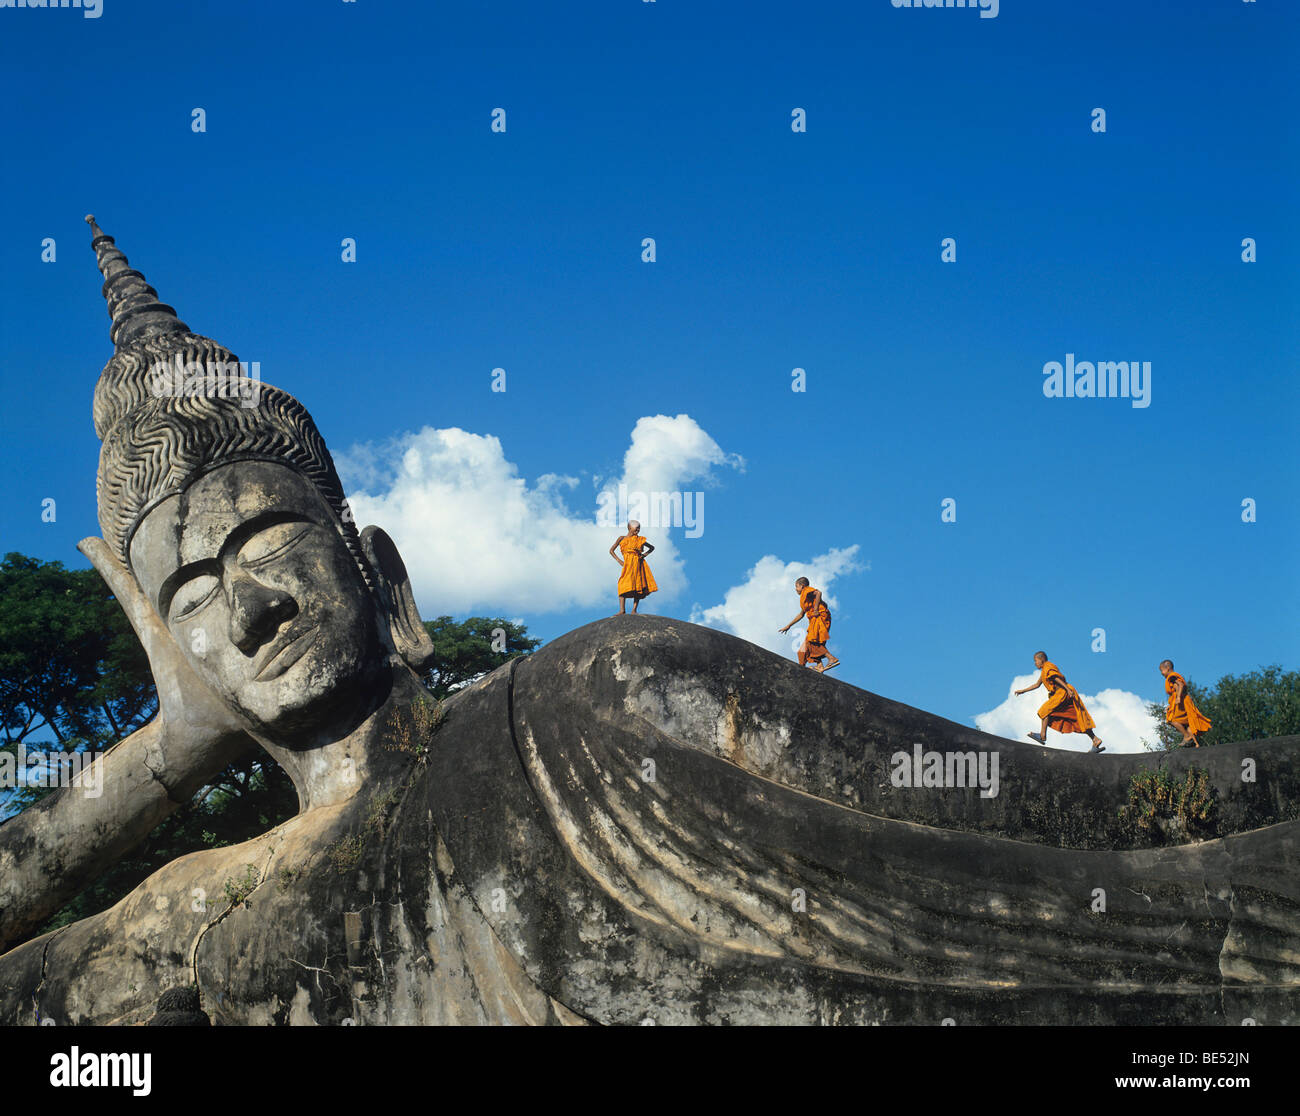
[31,925,69,1024]
[285,954,347,1007]
[1201,880,1216,919]
[1215,837,1238,1024]
[190,839,282,1017]
[141,746,188,806]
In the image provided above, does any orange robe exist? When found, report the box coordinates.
[1036,662,1095,734]
[616,535,657,599]
[1165,672,1212,734]
[800,586,832,660]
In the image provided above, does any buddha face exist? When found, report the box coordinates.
[129,460,388,740]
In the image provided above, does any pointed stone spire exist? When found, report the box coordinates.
[84,214,189,349]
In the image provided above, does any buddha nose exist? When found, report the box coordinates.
[227,573,298,656]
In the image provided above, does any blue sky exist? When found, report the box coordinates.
[1,0,1296,750]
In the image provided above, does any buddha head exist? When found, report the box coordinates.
[85,216,433,745]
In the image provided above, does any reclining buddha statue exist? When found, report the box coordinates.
[0,219,1296,1026]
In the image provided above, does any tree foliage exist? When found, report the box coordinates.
[0,552,156,815]
[0,552,156,745]
[421,615,540,699]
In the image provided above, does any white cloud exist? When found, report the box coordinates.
[335,415,741,616]
[690,547,865,658]
[974,673,1162,753]
[613,413,745,495]
[594,413,745,597]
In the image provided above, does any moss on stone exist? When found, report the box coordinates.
[1125,766,1216,842]
[326,834,365,874]
[385,697,445,763]
[222,863,261,908]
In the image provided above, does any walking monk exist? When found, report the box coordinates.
[1160,660,1212,747]
[779,577,840,673]
[609,520,657,614]
[1014,651,1104,752]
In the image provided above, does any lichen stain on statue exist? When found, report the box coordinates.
[0,219,1298,1027]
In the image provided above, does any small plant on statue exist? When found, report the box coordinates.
[1126,767,1216,842]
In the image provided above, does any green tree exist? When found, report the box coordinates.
[421,616,540,699]
[1146,665,1299,750]
[0,552,156,815]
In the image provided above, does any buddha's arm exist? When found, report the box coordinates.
[0,717,253,955]
[0,534,263,956]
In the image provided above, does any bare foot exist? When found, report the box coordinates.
[821,660,840,672]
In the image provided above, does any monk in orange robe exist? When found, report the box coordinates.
[609,520,657,614]
[1014,651,1104,752]
[779,577,840,673]
[1160,660,1212,747]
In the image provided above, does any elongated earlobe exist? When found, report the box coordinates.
[360,525,435,674]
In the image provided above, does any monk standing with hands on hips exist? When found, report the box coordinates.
[610,520,657,614]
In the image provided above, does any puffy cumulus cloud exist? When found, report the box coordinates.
[594,413,746,587]
[690,547,864,658]
[974,674,1162,753]
[613,414,745,498]
[335,416,740,616]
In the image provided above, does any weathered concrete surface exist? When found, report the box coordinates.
[531,617,1300,849]
[3,616,1296,1026]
